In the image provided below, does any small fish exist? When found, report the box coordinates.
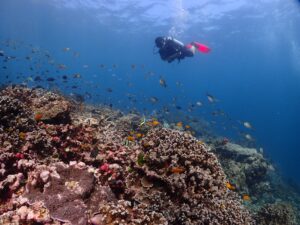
[83,64,89,69]
[170,167,185,174]
[159,78,167,88]
[63,47,70,52]
[135,133,143,138]
[176,106,182,110]
[47,77,55,82]
[162,106,170,114]
[245,134,253,141]
[73,73,81,78]
[226,181,236,191]
[198,141,205,145]
[127,136,135,141]
[149,120,160,126]
[106,88,113,93]
[176,122,183,127]
[0,50,4,56]
[150,97,158,103]
[34,112,43,121]
[196,101,203,107]
[243,122,253,129]
[185,125,191,129]
[131,64,136,69]
[207,94,216,103]
[34,76,42,82]
[242,194,251,201]
[58,64,67,70]
[139,117,146,126]
[5,56,16,61]
[62,75,68,80]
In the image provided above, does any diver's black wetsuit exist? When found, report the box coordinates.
[155,37,194,63]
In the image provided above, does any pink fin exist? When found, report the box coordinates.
[193,42,211,53]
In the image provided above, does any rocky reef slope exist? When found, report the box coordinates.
[0,86,298,225]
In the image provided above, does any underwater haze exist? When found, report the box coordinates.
[1,0,300,187]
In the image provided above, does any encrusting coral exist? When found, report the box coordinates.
[254,202,297,225]
[126,128,254,225]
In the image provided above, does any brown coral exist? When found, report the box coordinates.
[255,202,297,225]
[96,200,168,225]
[126,128,255,225]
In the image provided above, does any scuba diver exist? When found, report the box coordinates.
[154,36,211,63]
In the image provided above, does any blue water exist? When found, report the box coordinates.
[1,0,300,184]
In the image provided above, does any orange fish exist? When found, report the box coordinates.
[170,167,185,174]
[242,194,251,201]
[176,122,183,127]
[34,113,43,121]
[127,136,135,141]
[151,120,160,126]
[226,182,236,191]
[135,133,143,138]
[185,125,191,129]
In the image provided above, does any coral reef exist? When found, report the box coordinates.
[24,162,94,224]
[126,128,254,224]
[96,200,168,225]
[0,85,298,225]
[211,142,273,196]
[255,202,297,225]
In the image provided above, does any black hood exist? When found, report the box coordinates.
[155,37,165,48]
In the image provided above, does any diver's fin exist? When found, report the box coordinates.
[193,42,211,53]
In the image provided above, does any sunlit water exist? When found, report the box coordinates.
[1,0,300,185]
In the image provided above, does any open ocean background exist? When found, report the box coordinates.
[1,0,300,185]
